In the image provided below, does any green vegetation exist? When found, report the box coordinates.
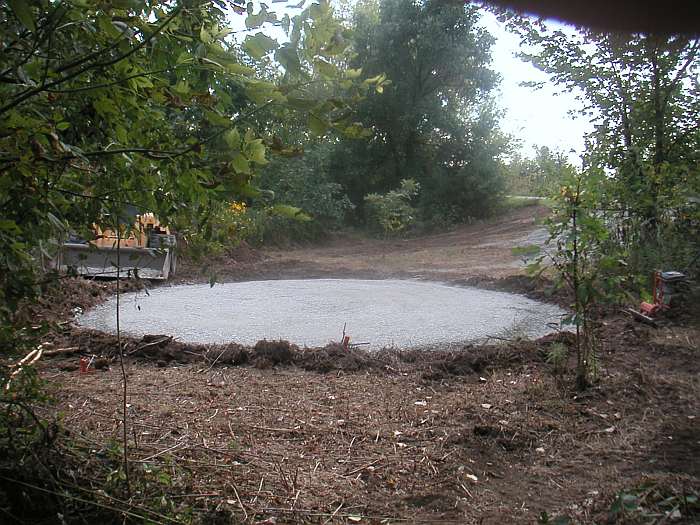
[541,172,611,388]
[0,0,381,519]
[329,0,505,226]
[512,19,699,386]
[216,0,511,243]
[511,22,700,284]
[254,144,353,244]
[502,146,576,197]
[608,484,699,523]
[364,178,420,236]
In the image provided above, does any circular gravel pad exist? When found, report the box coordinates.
[78,279,567,348]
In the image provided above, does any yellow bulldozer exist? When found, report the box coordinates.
[55,210,177,280]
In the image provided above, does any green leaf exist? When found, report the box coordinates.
[348,124,372,139]
[8,0,35,31]
[364,73,385,85]
[245,79,281,103]
[176,51,192,65]
[0,219,20,233]
[56,122,70,131]
[204,110,232,126]
[269,204,311,222]
[245,12,265,29]
[238,183,262,198]
[93,97,118,116]
[314,57,337,78]
[286,97,317,111]
[243,33,278,60]
[200,25,212,44]
[97,15,121,38]
[226,63,255,76]
[346,68,362,79]
[245,5,275,30]
[230,152,250,174]
[275,44,301,74]
[308,113,328,137]
[173,79,190,94]
[224,128,241,149]
[246,139,267,165]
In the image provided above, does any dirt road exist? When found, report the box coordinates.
[174,205,550,287]
[261,205,550,281]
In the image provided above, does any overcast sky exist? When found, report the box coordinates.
[478,11,592,164]
[230,2,593,164]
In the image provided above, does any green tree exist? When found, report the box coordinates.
[254,143,355,243]
[508,20,700,280]
[330,0,506,224]
[0,0,380,318]
[503,146,574,196]
[364,178,420,236]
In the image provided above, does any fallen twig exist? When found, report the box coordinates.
[344,458,382,477]
[43,346,80,356]
[230,481,248,521]
[127,336,173,356]
[323,501,343,524]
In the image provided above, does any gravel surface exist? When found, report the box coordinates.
[77,278,567,347]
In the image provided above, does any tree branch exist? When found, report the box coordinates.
[44,68,171,93]
[661,39,699,112]
[0,6,183,116]
[0,97,277,164]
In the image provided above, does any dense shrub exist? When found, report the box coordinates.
[419,161,505,225]
[364,179,420,236]
[254,145,354,244]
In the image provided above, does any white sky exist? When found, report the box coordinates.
[478,11,592,164]
[229,2,593,165]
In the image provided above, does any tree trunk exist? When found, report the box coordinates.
[650,40,665,168]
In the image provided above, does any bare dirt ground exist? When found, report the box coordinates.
[28,206,699,524]
[263,206,549,280]
[175,205,552,285]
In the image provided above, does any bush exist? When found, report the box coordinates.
[364,179,420,236]
[255,144,354,244]
[180,200,255,259]
[419,161,505,226]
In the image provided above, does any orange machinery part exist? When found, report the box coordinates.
[92,213,168,249]
[639,271,666,317]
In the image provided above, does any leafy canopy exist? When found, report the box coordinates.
[507,18,700,278]
[328,0,506,223]
[0,0,383,323]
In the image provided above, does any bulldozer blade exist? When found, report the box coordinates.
[625,307,658,327]
[56,243,176,280]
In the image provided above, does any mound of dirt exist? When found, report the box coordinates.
[204,343,249,366]
[536,331,577,346]
[123,333,207,363]
[294,343,389,373]
[413,344,542,382]
[50,325,555,380]
[253,339,295,365]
